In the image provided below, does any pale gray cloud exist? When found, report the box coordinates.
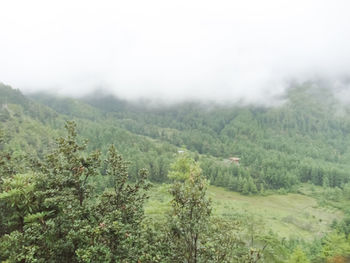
[0,0,350,104]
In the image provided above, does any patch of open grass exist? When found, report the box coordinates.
[145,184,343,240]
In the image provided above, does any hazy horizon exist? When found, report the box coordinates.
[1,0,350,104]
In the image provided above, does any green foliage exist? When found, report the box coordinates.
[167,155,212,262]
[0,122,152,262]
[288,247,310,263]
[319,232,350,262]
[3,83,350,194]
[168,153,200,181]
[41,121,101,206]
[1,83,350,261]
[77,145,152,262]
[164,156,276,262]
[0,173,38,232]
[78,84,350,192]
[0,129,18,180]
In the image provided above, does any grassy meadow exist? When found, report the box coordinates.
[146,184,343,240]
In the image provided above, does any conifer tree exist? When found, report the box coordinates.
[167,154,211,263]
[288,247,310,263]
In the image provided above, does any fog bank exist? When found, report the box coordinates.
[1,0,350,104]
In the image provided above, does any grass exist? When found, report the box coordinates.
[145,184,343,240]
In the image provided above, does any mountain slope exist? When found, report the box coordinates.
[2,82,350,193]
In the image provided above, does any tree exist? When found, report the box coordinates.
[40,121,101,207]
[0,122,155,262]
[239,214,287,262]
[76,145,152,262]
[288,247,310,263]
[0,129,18,183]
[167,154,211,263]
[320,232,350,262]
[0,173,39,233]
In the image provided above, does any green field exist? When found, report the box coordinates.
[146,184,343,240]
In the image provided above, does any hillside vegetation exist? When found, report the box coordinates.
[1,82,350,262]
[29,83,350,193]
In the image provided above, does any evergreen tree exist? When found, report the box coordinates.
[288,247,310,263]
[167,155,212,263]
[76,145,151,262]
[0,122,152,262]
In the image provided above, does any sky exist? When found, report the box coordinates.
[0,0,350,104]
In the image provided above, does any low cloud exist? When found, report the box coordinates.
[0,0,349,104]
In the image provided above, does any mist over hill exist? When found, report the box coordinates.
[1,82,350,261]
[2,82,350,191]
[2,0,350,261]
[2,1,350,104]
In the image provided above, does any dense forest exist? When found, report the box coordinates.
[1,82,350,262]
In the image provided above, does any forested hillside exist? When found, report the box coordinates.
[2,82,350,193]
[1,83,350,262]
[30,83,350,193]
